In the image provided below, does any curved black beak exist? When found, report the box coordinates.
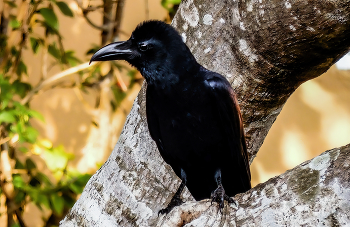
[89,41,133,64]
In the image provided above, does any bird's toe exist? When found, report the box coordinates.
[224,194,237,206]
[211,186,236,213]
[158,195,183,216]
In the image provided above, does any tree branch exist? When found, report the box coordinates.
[21,61,97,105]
[171,0,350,161]
[60,0,350,226]
[156,144,350,226]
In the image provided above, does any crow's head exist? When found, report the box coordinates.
[90,20,198,82]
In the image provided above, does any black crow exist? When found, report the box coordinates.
[90,20,251,214]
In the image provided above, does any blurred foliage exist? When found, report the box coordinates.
[161,0,181,20]
[0,1,91,226]
[0,0,174,226]
[161,0,181,12]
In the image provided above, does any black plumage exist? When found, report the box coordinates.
[90,20,251,214]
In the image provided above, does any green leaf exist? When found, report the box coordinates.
[3,60,12,74]
[14,191,26,204]
[56,1,73,17]
[48,43,61,60]
[0,100,9,110]
[15,160,25,169]
[65,50,81,66]
[50,193,65,215]
[16,60,27,76]
[28,190,40,204]
[163,0,181,3]
[19,146,28,152]
[4,0,17,7]
[36,172,53,186]
[12,80,31,98]
[29,37,40,54]
[62,193,75,207]
[38,194,50,209]
[39,8,58,30]
[0,77,12,106]
[9,19,21,29]
[13,175,25,188]
[69,182,82,194]
[161,0,181,11]
[0,111,16,123]
[10,46,18,56]
[42,145,73,172]
[127,69,138,78]
[86,46,100,55]
[25,158,37,170]
[24,126,39,143]
[28,110,45,122]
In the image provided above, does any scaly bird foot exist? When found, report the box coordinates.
[211,186,236,213]
[158,195,183,215]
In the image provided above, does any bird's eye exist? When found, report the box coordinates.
[138,43,152,51]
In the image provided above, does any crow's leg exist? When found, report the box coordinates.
[211,169,236,213]
[158,168,187,215]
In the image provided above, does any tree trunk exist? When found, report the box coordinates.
[60,0,350,226]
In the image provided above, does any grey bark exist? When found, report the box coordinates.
[60,0,350,226]
[155,145,350,226]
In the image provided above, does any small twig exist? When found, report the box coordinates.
[144,0,149,20]
[57,34,68,65]
[0,137,10,145]
[21,61,97,105]
[41,35,48,80]
[114,68,127,92]
[75,0,113,31]
[0,0,29,71]
[11,169,28,174]
[73,0,129,37]
[0,133,17,147]
[0,141,14,200]
[11,31,28,76]
[15,209,27,227]
[102,0,114,44]
[82,5,104,12]
[11,0,31,75]
[112,0,125,38]
[83,12,110,31]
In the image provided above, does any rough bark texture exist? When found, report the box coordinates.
[172,0,350,160]
[60,0,350,226]
[156,145,350,226]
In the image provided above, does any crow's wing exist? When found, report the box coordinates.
[145,85,168,163]
[204,74,251,189]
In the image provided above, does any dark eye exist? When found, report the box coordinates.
[138,43,152,51]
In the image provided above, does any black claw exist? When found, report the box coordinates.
[158,208,170,216]
[158,195,183,216]
[211,186,236,213]
[224,194,237,206]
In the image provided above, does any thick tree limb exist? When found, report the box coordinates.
[156,145,350,226]
[60,0,350,226]
[171,0,350,160]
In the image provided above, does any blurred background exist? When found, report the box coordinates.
[0,0,349,226]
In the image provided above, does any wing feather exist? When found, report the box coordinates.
[205,75,251,189]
